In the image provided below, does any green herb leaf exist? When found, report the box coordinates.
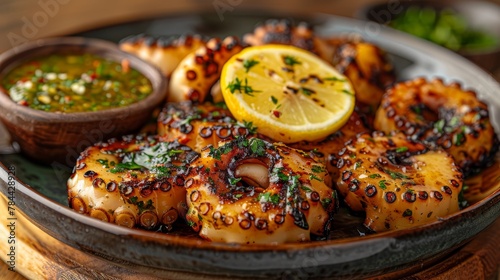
[271,95,278,104]
[379,180,387,190]
[321,198,332,209]
[309,174,323,182]
[434,119,445,133]
[227,77,260,96]
[395,146,408,153]
[229,177,242,185]
[96,158,109,168]
[324,76,346,82]
[301,185,312,192]
[243,58,259,73]
[258,192,280,204]
[283,55,301,66]
[242,120,257,134]
[311,165,325,173]
[300,87,315,96]
[453,132,465,146]
[249,138,266,156]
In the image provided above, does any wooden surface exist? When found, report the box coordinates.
[0,0,499,279]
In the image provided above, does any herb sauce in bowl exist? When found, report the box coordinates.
[2,53,153,113]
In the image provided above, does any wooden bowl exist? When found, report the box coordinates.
[0,37,167,166]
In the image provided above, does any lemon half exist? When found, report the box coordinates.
[221,44,355,143]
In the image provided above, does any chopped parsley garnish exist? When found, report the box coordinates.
[249,138,266,156]
[300,87,314,96]
[355,160,362,169]
[379,180,387,190]
[369,173,381,179]
[386,170,410,180]
[395,146,408,153]
[378,164,410,180]
[180,113,202,125]
[342,89,354,96]
[311,165,325,173]
[96,158,109,168]
[309,174,323,182]
[208,144,232,160]
[453,132,465,146]
[229,177,242,185]
[321,197,332,209]
[403,209,412,217]
[271,95,278,104]
[258,192,280,204]
[110,162,143,173]
[242,120,257,134]
[324,76,346,82]
[127,196,155,214]
[449,116,460,127]
[434,119,445,133]
[243,58,259,73]
[301,185,312,192]
[283,55,301,66]
[187,220,196,227]
[227,77,260,96]
[214,101,228,109]
[411,105,422,115]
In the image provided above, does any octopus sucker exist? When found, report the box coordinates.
[119,34,207,77]
[67,135,197,230]
[168,36,245,103]
[374,78,498,176]
[336,132,464,232]
[184,137,336,244]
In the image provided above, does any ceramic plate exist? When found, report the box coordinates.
[0,13,499,279]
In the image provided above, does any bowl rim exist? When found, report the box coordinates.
[0,36,168,123]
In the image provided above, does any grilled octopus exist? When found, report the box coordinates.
[168,36,244,103]
[374,78,499,176]
[336,132,463,232]
[243,19,395,116]
[289,111,369,184]
[157,101,261,152]
[121,35,245,103]
[67,135,198,230]
[119,34,206,77]
[184,137,336,243]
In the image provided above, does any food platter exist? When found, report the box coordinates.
[0,13,499,279]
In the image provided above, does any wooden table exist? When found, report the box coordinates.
[0,0,499,279]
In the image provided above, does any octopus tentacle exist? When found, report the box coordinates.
[157,101,262,152]
[67,135,198,231]
[289,111,369,184]
[184,137,336,244]
[119,34,207,77]
[168,36,245,103]
[374,78,498,175]
[336,132,463,232]
[329,40,395,110]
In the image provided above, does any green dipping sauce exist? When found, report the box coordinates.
[2,53,153,113]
